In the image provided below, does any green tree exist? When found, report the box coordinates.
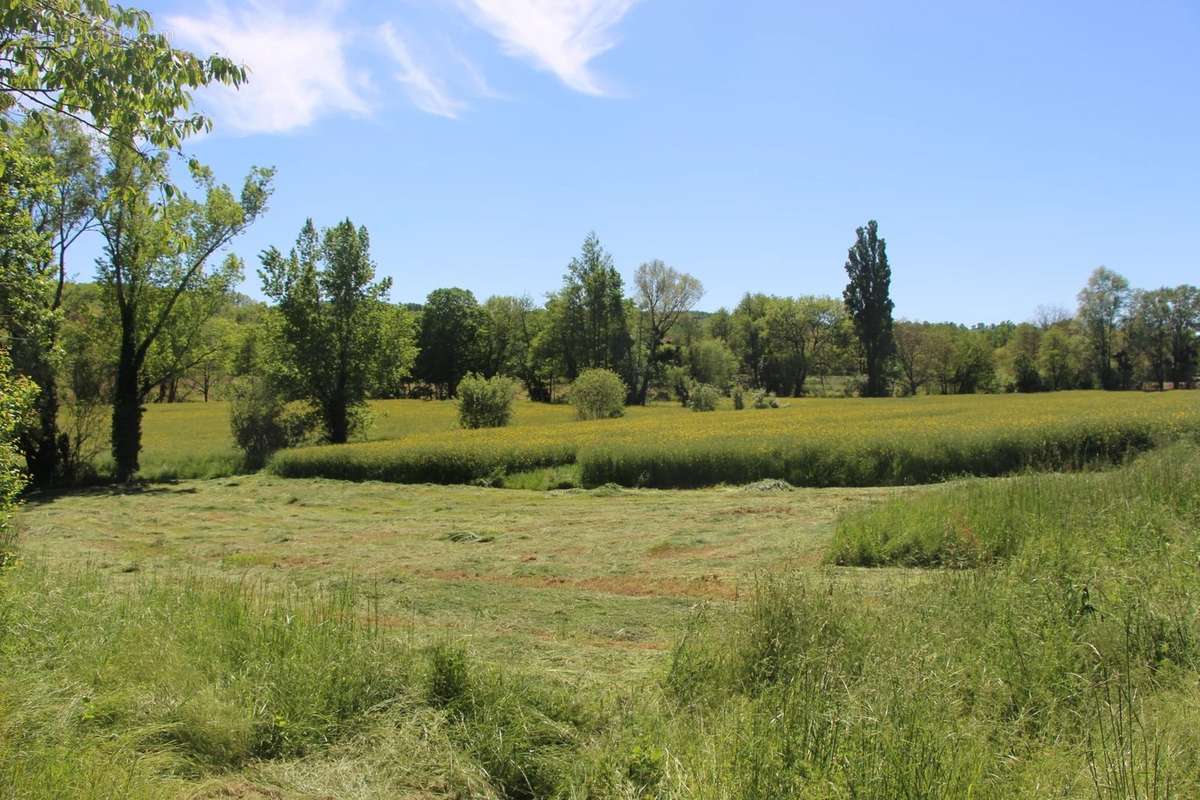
[560,232,631,380]
[2,0,245,150]
[1128,288,1173,389]
[7,118,100,484]
[260,219,390,443]
[687,338,737,390]
[0,347,36,563]
[1166,285,1200,385]
[892,321,934,396]
[842,220,895,397]
[1038,326,1080,391]
[729,293,770,388]
[415,288,483,399]
[763,295,845,396]
[1076,267,1130,390]
[631,259,703,404]
[369,303,419,399]
[98,145,270,480]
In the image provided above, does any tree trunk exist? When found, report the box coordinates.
[21,361,62,486]
[112,332,143,482]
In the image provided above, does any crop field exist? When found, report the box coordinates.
[83,391,1200,487]
[272,391,1200,488]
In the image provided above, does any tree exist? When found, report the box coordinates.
[260,219,390,444]
[415,288,483,399]
[1076,267,1131,390]
[7,118,100,483]
[729,293,770,388]
[1038,326,1080,391]
[0,346,36,562]
[560,233,631,379]
[1128,288,1173,389]
[368,303,418,398]
[2,0,245,150]
[842,220,895,397]
[1166,285,1200,385]
[762,296,845,396]
[98,144,270,480]
[893,321,934,396]
[631,260,703,404]
[687,338,737,390]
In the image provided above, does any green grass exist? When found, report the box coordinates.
[829,439,1200,567]
[8,435,1200,797]
[270,391,1200,489]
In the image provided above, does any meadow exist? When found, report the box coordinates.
[6,439,1200,798]
[105,390,1200,488]
[8,391,1198,798]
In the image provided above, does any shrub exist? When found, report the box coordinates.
[570,369,626,421]
[732,385,745,410]
[456,373,517,429]
[688,383,720,412]
[752,390,779,409]
[229,377,310,469]
[665,365,691,407]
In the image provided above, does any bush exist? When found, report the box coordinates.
[457,373,517,429]
[570,369,627,421]
[752,390,779,409]
[665,365,691,407]
[688,383,720,412]
[229,377,310,469]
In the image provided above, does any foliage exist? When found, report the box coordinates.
[0,348,36,565]
[0,0,246,149]
[228,376,310,469]
[97,143,271,480]
[415,287,483,398]
[259,219,389,444]
[1078,267,1132,390]
[631,260,703,404]
[570,368,627,421]
[842,220,895,397]
[456,373,518,429]
[687,338,737,391]
[688,383,720,412]
[542,233,631,384]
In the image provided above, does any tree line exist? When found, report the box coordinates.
[2,1,1199,490]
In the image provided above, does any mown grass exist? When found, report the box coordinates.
[8,440,1200,797]
[271,391,1200,489]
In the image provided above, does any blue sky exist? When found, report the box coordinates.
[109,0,1200,322]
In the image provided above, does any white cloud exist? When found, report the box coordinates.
[379,23,466,119]
[460,0,640,95]
[166,2,370,134]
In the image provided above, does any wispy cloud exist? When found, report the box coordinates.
[459,0,640,95]
[379,23,466,119]
[166,2,370,134]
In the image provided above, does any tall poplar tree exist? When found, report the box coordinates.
[842,220,895,397]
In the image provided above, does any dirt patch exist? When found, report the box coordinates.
[414,569,737,599]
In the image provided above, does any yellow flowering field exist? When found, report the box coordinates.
[269,391,1200,488]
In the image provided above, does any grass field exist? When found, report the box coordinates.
[84,391,1200,488]
[7,441,1200,797]
[12,394,1199,797]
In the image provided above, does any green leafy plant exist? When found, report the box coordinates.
[456,373,518,429]
[570,368,626,421]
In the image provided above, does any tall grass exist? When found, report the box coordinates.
[829,440,1200,567]
[269,393,1200,489]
